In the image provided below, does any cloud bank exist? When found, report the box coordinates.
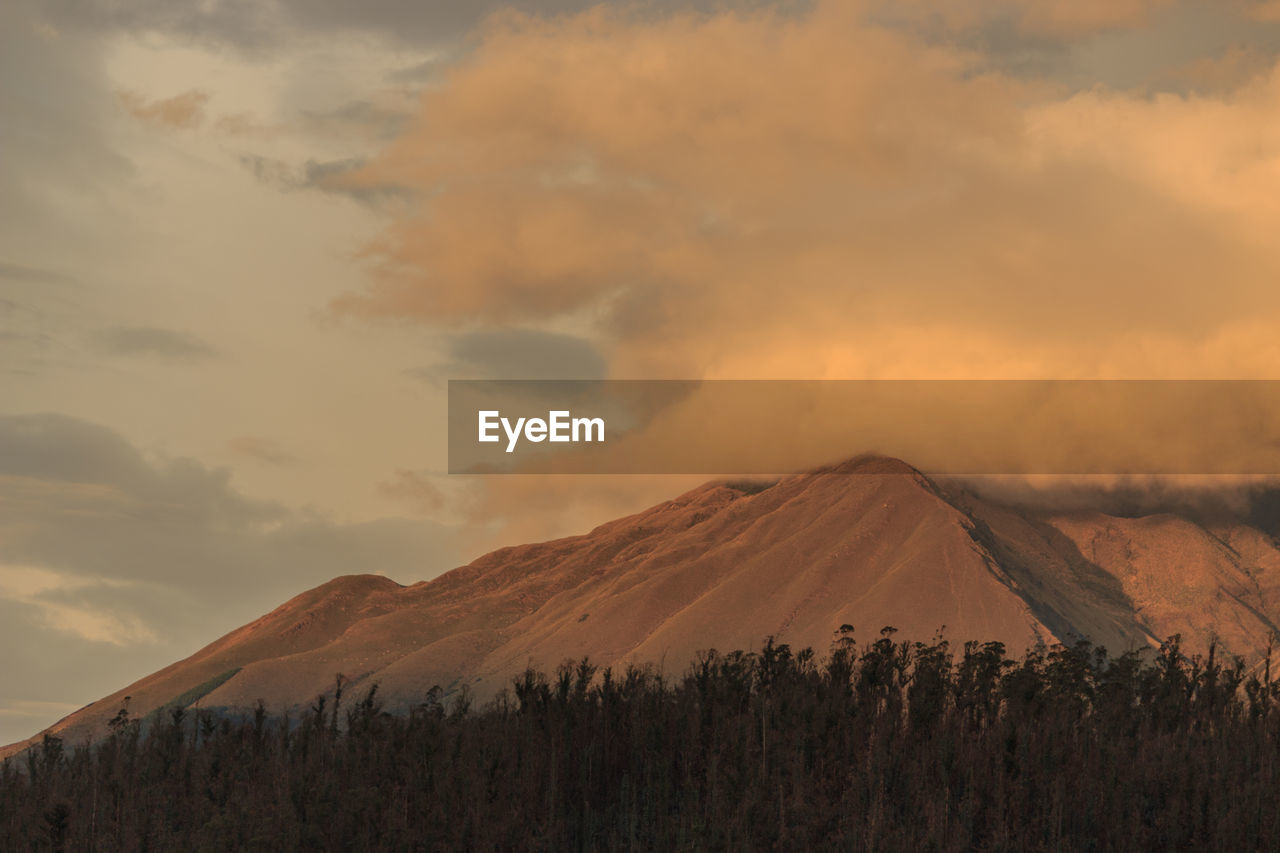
[331,1,1280,382]
[0,414,460,744]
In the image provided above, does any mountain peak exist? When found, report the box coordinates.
[813,454,925,477]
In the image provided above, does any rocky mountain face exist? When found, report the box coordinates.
[7,455,1280,757]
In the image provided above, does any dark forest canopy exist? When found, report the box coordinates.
[4,629,1280,851]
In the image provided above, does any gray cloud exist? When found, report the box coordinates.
[35,0,729,51]
[92,326,219,363]
[302,158,414,205]
[0,413,462,743]
[0,413,180,491]
[35,0,1280,96]
[422,327,609,382]
[237,153,413,206]
[957,473,1280,538]
[236,153,294,186]
[0,413,459,591]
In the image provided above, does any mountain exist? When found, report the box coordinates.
[7,455,1280,758]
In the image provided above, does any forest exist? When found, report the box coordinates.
[4,627,1280,851]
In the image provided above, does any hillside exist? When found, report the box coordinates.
[7,454,1280,758]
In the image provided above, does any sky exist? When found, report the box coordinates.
[5,0,1280,744]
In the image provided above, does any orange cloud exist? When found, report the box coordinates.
[313,0,1280,555]
[1236,0,1280,22]
[333,0,1280,384]
[118,89,210,130]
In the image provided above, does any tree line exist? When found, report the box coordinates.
[3,627,1280,851]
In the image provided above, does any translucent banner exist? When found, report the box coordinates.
[448,380,1280,475]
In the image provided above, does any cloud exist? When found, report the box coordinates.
[999,0,1176,37]
[236,153,294,186]
[337,2,1028,326]
[0,413,277,523]
[117,89,209,129]
[299,100,413,142]
[33,0,733,51]
[322,1,1280,383]
[0,566,157,645]
[0,414,460,592]
[313,0,1280,552]
[1019,0,1172,35]
[955,472,1280,537]
[33,0,1194,53]
[237,153,413,206]
[0,700,83,723]
[1161,44,1272,94]
[226,436,299,468]
[871,0,1177,39]
[1238,0,1280,22]
[36,0,288,52]
[302,158,414,204]
[0,413,463,742]
[408,327,609,383]
[91,326,218,362]
[387,56,453,83]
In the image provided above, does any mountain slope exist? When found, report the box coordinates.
[7,455,1280,758]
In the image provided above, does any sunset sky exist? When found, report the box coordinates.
[6,0,1280,743]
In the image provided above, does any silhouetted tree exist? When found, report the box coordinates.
[3,630,1280,850]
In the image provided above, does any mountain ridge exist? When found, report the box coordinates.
[7,453,1280,758]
